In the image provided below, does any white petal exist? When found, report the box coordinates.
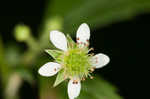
[91,53,110,69]
[50,30,68,51]
[76,23,90,47]
[38,62,61,77]
[68,79,81,99]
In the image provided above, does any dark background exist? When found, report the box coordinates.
[0,0,149,99]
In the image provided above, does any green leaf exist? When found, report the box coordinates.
[45,49,63,59]
[44,0,150,36]
[77,76,122,99]
[53,70,66,87]
[63,0,150,34]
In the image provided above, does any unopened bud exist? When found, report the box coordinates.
[14,24,31,42]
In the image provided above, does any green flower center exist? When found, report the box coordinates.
[63,47,91,78]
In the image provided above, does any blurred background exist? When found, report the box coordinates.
[0,0,149,99]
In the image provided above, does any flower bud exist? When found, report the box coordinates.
[14,24,31,42]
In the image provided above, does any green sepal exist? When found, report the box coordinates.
[53,69,66,87]
[66,34,76,49]
[45,49,62,59]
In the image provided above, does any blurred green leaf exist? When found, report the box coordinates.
[44,0,150,35]
[44,0,82,18]
[53,69,66,87]
[0,36,4,64]
[0,37,12,84]
[5,44,21,66]
[63,0,150,34]
[77,76,122,99]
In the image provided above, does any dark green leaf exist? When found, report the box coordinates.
[77,76,122,99]
[63,0,150,34]
[44,0,150,36]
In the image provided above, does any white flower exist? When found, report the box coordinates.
[38,23,110,99]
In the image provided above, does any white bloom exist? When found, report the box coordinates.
[38,23,110,99]
[50,30,68,51]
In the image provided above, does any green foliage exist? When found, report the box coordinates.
[5,44,21,66]
[45,0,150,35]
[0,36,5,66]
[0,36,4,62]
[0,37,12,85]
[77,76,122,99]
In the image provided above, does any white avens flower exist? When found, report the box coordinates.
[38,23,110,99]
